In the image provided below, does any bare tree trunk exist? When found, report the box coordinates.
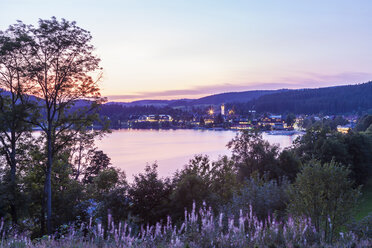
[9,131,17,225]
[9,164,17,225]
[41,187,46,234]
[45,127,53,234]
[74,141,83,181]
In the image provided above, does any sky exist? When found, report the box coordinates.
[1,0,372,101]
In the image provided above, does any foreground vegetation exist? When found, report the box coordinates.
[0,125,371,247]
[1,203,371,248]
[356,177,372,221]
[0,17,371,247]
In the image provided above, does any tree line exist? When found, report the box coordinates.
[227,82,372,115]
[99,104,194,128]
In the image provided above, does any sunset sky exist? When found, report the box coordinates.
[1,0,372,101]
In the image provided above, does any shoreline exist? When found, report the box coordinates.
[103,127,305,136]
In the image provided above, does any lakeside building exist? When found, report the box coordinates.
[136,114,173,122]
[337,124,353,134]
[204,118,214,124]
[258,115,287,130]
[230,117,253,130]
[344,115,358,124]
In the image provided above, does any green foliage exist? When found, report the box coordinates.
[214,113,224,124]
[90,168,129,226]
[298,116,348,131]
[355,115,372,132]
[0,30,38,224]
[294,125,372,184]
[225,177,290,220]
[51,157,85,229]
[172,173,209,219]
[285,113,296,127]
[365,124,372,134]
[83,151,112,184]
[277,149,301,182]
[171,155,213,219]
[236,81,372,114]
[208,156,239,205]
[199,117,205,126]
[347,213,372,239]
[354,177,372,221]
[170,155,239,220]
[91,168,120,195]
[227,130,281,181]
[128,164,172,225]
[228,130,301,182]
[288,160,360,242]
[4,16,107,233]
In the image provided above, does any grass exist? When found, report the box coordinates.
[355,176,372,220]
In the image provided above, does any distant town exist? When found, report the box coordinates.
[104,103,357,134]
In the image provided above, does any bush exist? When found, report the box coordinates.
[288,160,361,243]
[128,164,172,225]
[347,213,372,239]
[223,177,290,220]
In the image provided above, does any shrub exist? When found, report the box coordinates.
[288,160,361,243]
[223,177,290,220]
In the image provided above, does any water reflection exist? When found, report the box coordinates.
[95,129,301,180]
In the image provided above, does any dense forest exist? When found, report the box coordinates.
[229,82,372,115]
[187,90,277,105]
[105,82,372,117]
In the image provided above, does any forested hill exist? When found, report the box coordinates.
[187,90,277,105]
[111,90,277,107]
[108,82,372,114]
[241,81,372,114]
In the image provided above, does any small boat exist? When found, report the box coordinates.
[267,130,297,135]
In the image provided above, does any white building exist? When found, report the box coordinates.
[221,104,225,115]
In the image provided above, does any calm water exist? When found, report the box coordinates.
[96,129,301,180]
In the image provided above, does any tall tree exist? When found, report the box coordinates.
[288,161,360,243]
[227,130,280,181]
[0,28,35,224]
[285,113,296,127]
[82,150,111,184]
[128,164,172,225]
[9,17,104,233]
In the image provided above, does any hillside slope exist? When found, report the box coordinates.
[244,82,372,114]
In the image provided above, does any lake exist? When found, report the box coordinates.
[95,129,301,180]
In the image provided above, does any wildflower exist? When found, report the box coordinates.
[219,213,223,228]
